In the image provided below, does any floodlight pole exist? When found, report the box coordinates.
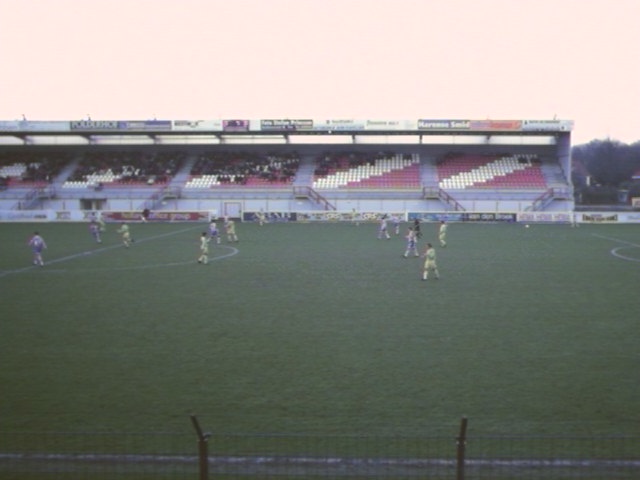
[190,415,211,480]
[456,416,468,480]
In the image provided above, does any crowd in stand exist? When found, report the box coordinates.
[191,151,300,184]
[314,151,409,177]
[0,151,72,188]
[68,150,186,185]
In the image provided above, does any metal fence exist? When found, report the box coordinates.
[0,425,637,479]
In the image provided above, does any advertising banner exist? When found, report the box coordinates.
[0,210,52,221]
[418,119,470,130]
[118,120,172,131]
[222,120,250,132]
[579,213,619,223]
[0,121,21,131]
[622,212,640,222]
[70,120,120,130]
[364,119,408,130]
[464,212,518,222]
[522,119,573,131]
[243,212,297,222]
[0,118,575,134]
[103,211,208,222]
[69,120,172,131]
[2,210,638,224]
[172,120,223,131]
[260,119,313,131]
[518,212,572,223]
[469,120,522,131]
[0,121,71,132]
[294,212,404,223]
[313,119,366,131]
[409,212,466,222]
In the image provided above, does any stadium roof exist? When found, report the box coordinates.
[0,118,573,146]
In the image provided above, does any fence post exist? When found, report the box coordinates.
[456,416,468,480]
[190,415,211,480]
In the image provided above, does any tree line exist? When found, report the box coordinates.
[571,139,640,205]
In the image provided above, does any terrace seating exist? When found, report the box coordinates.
[438,154,547,189]
[63,150,185,188]
[313,153,420,189]
[0,151,71,187]
[186,152,299,188]
[184,174,223,188]
[0,163,27,178]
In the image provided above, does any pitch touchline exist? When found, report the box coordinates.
[0,452,637,469]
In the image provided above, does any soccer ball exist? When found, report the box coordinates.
[525,224,530,229]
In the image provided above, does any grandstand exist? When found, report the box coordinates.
[0,118,574,218]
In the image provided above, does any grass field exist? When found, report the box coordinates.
[1,220,639,439]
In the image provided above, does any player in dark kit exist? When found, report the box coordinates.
[413,218,422,239]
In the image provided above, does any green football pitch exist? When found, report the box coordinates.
[1,220,638,437]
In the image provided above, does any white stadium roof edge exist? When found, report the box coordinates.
[0,118,573,146]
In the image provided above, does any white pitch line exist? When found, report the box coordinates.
[592,233,640,248]
[0,452,637,470]
[591,233,640,264]
[0,225,238,277]
[74,245,239,272]
[611,246,640,263]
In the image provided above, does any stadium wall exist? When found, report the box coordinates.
[1,194,576,214]
[2,209,640,224]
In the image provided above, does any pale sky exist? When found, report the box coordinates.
[1,0,639,145]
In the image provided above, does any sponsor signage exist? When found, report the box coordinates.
[243,211,297,222]
[522,119,573,131]
[70,120,172,131]
[104,211,208,222]
[0,121,71,132]
[518,212,573,223]
[222,120,250,132]
[317,119,366,131]
[0,121,20,131]
[464,212,517,222]
[364,119,404,130]
[118,120,172,131]
[411,212,518,223]
[408,212,466,222]
[1,210,637,224]
[581,213,618,223]
[418,119,470,130]
[172,120,223,131]
[260,119,313,131]
[70,120,119,130]
[0,210,51,221]
[0,118,574,134]
[294,212,405,223]
[469,120,522,131]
